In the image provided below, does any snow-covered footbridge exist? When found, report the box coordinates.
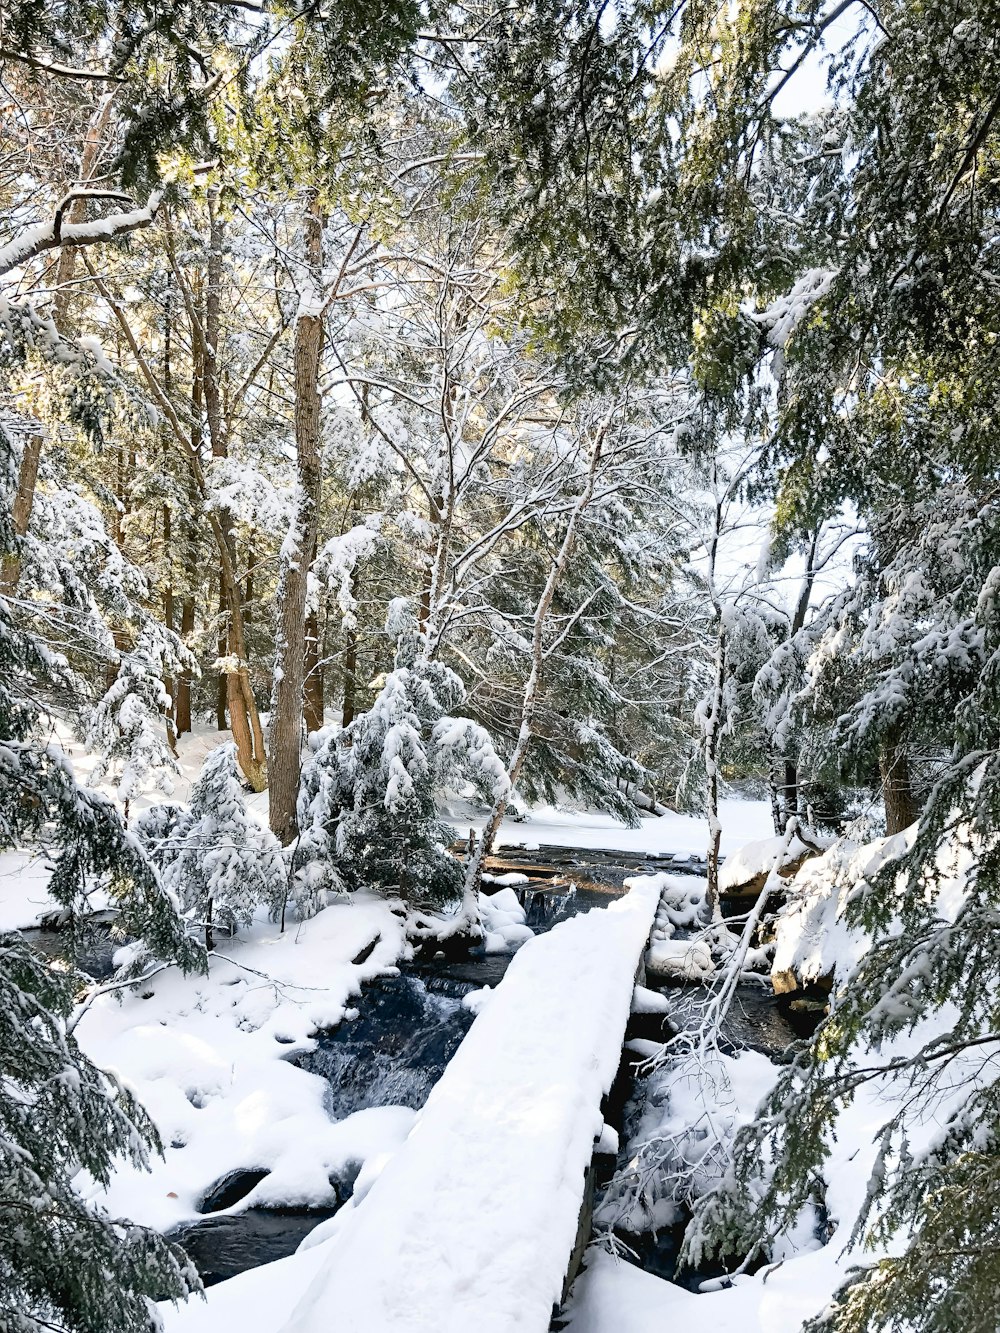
[279,878,662,1333]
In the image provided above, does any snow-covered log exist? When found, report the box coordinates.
[280,877,662,1333]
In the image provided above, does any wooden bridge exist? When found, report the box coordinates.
[279,877,663,1333]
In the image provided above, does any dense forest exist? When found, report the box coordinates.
[2,1,998,1331]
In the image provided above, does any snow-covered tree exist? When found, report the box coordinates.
[86,626,186,821]
[294,600,507,915]
[138,743,286,949]
[0,931,200,1331]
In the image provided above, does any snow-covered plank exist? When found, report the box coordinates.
[280,877,662,1333]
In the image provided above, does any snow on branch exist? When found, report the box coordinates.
[0,188,165,279]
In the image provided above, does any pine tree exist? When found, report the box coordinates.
[294,601,508,912]
[86,626,183,822]
[0,931,201,1332]
[138,742,286,949]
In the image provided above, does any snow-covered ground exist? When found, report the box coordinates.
[2,724,785,1331]
[80,893,413,1233]
[456,797,772,860]
[566,1007,989,1333]
[162,876,662,1333]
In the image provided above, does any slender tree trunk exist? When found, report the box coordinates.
[176,595,195,736]
[880,728,919,834]
[163,500,178,752]
[0,430,43,595]
[342,616,357,731]
[769,769,784,837]
[304,607,324,734]
[704,624,726,916]
[216,579,229,731]
[2,97,116,595]
[783,759,798,823]
[269,193,324,843]
[87,253,266,787]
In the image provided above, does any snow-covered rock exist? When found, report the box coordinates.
[646,938,713,981]
[770,830,914,993]
[718,832,826,896]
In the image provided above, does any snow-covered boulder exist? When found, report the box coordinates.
[646,938,713,981]
[770,830,913,993]
[479,886,534,953]
[719,831,827,897]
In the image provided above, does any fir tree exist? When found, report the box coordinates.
[294,601,508,912]
[0,931,201,1332]
[86,626,183,822]
[138,743,286,949]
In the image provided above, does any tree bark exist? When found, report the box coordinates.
[268,193,324,843]
[880,730,920,834]
[304,605,324,735]
[341,617,358,731]
[0,430,43,595]
[176,595,195,736]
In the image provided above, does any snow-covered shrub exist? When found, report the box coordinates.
[138,742,286,946]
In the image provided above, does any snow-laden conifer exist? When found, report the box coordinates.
[293,600,508,915]
[86,625,184,820]
[0,931,201,1331]
[138,742,286,948]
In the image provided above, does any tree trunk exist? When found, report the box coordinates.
[783,759,798,823]
[341,619,357,731]
[216,578,229,731]
[163,501,178,753]
[0,431,43,595]
[704,625,725,917]
[304,606,324,734]
[176,596,195,736]
[268,193,324,844]
[880,731,919,834]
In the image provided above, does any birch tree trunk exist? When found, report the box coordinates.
[268,194,324,844]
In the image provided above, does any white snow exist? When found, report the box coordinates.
[631,985,670,1015]
[77,893,411,1233]
[568,1009,995,1333]
[770,829,913,988]
[462,799,772,860]
[266,877,662,1333]
[718,832,822,892]
[646,937,714,980]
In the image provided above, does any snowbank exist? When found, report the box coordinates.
[569,1006,994,1333]
[458,799,772,860]
[770,830,912,991]
[479,885,534,953]
[273,877,662,1333]
[77,892,410,1233]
